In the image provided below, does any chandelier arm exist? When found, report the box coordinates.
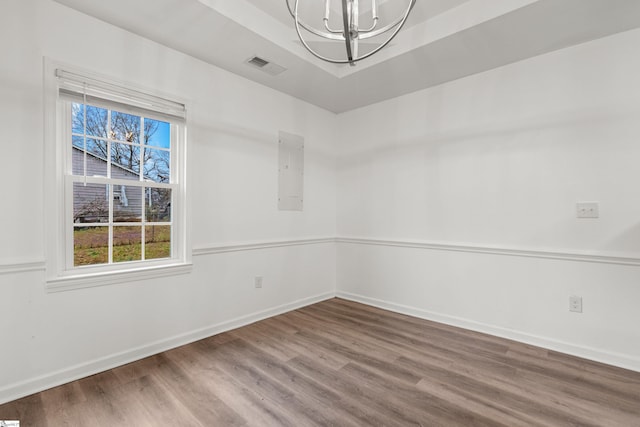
[294,0,353,64]
[303,26,347,41]
[366,0,380,31]
[358,0,415,39]
[359,18,379,33]
[348,0,415,62]
[358,17,402,39]
[324,19,345,34]
[358,0,379,32]
[324,0,343,34]
[286,0,345,40]
[342,0,354,64]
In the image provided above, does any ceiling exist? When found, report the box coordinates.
[53,0,640,113]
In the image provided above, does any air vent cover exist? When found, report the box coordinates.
[245,56,287,76]
[248,56,269,68]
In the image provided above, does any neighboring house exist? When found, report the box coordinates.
[72,146,147,222]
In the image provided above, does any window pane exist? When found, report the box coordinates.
[113,226,142,263]
[111,142,140,179]
[74,226,108,266]
[62,74,182,274]
[144,148,170,183]
[145,118,170,149]
[145,188,171,222]
[72,103,108,138]
[111,110,141,143]
[113,185,143,223]
[145,225,171,260]
[73,183,108,223]
[72,138,108,176]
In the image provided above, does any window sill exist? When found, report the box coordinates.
[46,262,192,293]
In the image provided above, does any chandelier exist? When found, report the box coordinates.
[286,0,416,66]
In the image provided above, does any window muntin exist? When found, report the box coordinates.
[46,66,188,284]
[69,102,175,268]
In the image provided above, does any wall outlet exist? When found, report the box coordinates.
[254,276,263,289]
[569,296,582,313]
[576,202,599,218]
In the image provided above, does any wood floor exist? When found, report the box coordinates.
[2,298,640,426]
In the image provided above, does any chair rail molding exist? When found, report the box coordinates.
[193,237,337,256]
[0,259,46,275]
[336,237,640,266]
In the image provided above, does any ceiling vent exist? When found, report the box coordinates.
[246,56,287,76]
[248,56,269,68]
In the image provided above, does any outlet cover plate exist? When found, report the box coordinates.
[569,295,583,313]
[576,202,599,218]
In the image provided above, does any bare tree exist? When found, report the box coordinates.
[72,104,162,176]
[144,149,170,183]
[73,195,108,223]
[72,103,171,224]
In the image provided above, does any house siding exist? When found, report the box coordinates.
[72,147,143,222]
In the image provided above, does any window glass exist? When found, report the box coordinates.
[72,138,108,176]
[111,110,141,143]
[145,225,171,259]
[111,142,141,179]
[144,148,170,183]
[70,103,175,266]
[72,103,108,137]
[73,182,108,223]
[145,118,171,149]
[74,226,109,266]
[145,188,171,222]
[113,185,143,223]
[113,226,142,263]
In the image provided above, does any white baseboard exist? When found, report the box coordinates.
[0,291,335,405]
[336,290,640,373]
[4,289,638,405]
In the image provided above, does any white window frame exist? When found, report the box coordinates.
[44,59,191,292]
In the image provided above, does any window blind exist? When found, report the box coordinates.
[56,69,186,123]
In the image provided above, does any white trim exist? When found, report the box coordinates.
[46,262,192,293]
[193,237,336,256]
[337,237,640,266]
[44,58,191,285]
[3,280,639,404]
[0,260,46,275]
[9,236,639,276]
[336,291,640,373]
[0,291,334,405]
[4,239,333,279]
[9,237,639,278]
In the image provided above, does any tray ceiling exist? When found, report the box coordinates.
[54,0,640,112]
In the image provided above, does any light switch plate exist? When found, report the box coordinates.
[576,202,599,218]
[569,296,583,313]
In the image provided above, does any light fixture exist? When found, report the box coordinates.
[286,0,416,66]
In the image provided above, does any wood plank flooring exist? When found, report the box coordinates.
[2,298,639,426]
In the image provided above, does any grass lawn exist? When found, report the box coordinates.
[74,225,170,266]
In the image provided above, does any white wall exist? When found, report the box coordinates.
[0,0,337,403]
[336,28,640,371]
[3,0,640,406]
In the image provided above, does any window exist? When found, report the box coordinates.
[45,64,190,290]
